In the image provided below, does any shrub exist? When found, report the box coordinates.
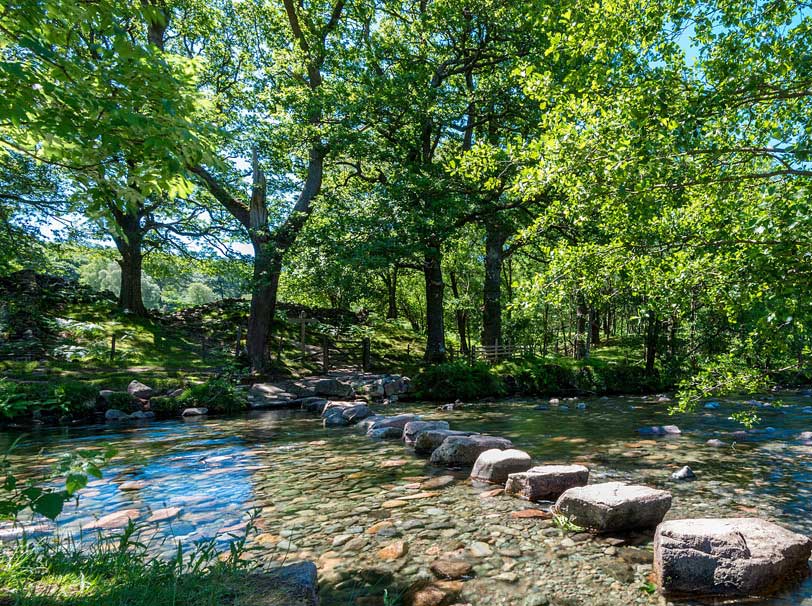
[51,381,98,417]
[176,377,246,414]
[0,379,96,420]
[105,391,136,411]
[495,359,574,395]
[413,361,505,401]
[149,395,183,417]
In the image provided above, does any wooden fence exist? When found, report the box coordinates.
[468,343,534,363]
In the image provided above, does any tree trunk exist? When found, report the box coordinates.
[575,293,588,359]
[423,250,446,363]
[590,308,601,346]
[246,242,281,372]
[449,271,468,355]
[645,311,659,375]
[113,218,147,316]
[482,222,507,347]
[384,267,398,319]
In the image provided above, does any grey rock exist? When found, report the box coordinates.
[429,434,513,467]
[470,449,532,484]
[638,425,681,436]
[127,380,154,399]
[554,482,672,532]
[799,431,812,441]
[181,407,208,417]
[413,429,478,454]
[706,438,728,448]
[403,420,450,446]
[323,407,350,427]
[104,409,131,421]
[365,414,421,432]
[341,403,371,423]
[671,466,696,481]
[313,378,354,399]
[129,411,155,420]
[654,518,812,597]
[505,464,589,501]
[301,397,329,413]
[367,426,403,439]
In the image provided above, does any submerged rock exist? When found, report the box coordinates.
[706,438,728,448]
[104,409,131,422]
[505,464,589,501]
[429,435,513,467]
[368,426,403,439]
[638,425,681,436]
[670,466,696,481]
[554,482,672,532]
[470,449,532,484]
[654,518,812,598]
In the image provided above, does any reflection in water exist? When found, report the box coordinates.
[3,395,812,604]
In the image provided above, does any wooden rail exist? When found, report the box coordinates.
[470,344,534,363]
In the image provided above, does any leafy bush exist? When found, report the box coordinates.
[413,361,505,401]
[105,391,136,410]
[495,358,660,396]
[51,381,98,416]
[496,359,574,394]
[0,379,96,420]
[148,395,183,417]
[176,377,246,414]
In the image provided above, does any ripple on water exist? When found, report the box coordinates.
[4,397,812,603]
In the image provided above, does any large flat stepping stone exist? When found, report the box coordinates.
[654,518,812,597]
[554,482,671,532]
[429,435,513,467]
[505,464,589,501]
[403,420,450,446]
[470,449,532,484]
[413,429,478,454]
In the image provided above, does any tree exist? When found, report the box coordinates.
[0,0,212,313]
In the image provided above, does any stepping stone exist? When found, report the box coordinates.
[505,464,589,501]
[554,482,671,532]
[366,414,422,431]
[655,518,812,597]
[429,435,513,467]
[470,449,532,484]
[413,429,478,454]
[403,420,450,446]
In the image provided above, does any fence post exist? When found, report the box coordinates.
[110,333,116,362]
[362,337,371,371]
[322,335,330,373]
[235,325,242,357]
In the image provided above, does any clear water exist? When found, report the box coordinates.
[3,393,812,605]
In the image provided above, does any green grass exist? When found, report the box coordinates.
[0,518,315,606]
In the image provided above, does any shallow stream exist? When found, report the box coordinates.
[4,393,812,606]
